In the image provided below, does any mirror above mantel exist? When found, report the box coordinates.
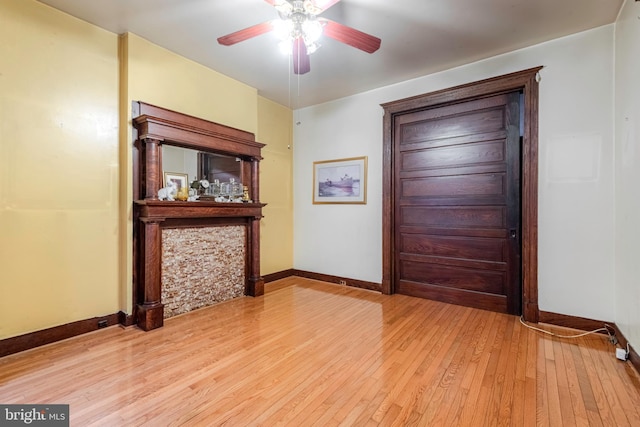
[132,102,264,202]
[131,101,266,332]
[162,146,241,185]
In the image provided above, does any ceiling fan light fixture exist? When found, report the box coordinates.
[272,6,324,56]
[301,17,323,43]
[305,41,320,55]
[273,18,294,40]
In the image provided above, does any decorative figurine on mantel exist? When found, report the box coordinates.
[176,186,189,201]
[242,186,251,203]
[191,177,210,197]
[158,180,178,201]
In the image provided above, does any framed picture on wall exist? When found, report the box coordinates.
[313,156,367,204]
[163,172,188,190]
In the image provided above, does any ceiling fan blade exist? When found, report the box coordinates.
[321,19,381,54]
[217,21,274,46]
[293,38,311,74]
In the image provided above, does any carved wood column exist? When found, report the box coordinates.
[251,158,260,203]
[247,158,263,296]
[247,214,264,296]
[143,138,162,200]
[137,218,164,330]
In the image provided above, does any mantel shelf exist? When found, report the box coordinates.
[135,200,266,220]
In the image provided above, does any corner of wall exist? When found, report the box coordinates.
[118,33,134,315]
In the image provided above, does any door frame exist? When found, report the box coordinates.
[381,67,542,322]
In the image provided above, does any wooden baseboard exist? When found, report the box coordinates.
[292,269,382,292]
[263,269,296,283]
[0,313,121,358]
[630,345,640,374]
[262,269,381,292]
[538,311,613,333]
[118,310,135,327]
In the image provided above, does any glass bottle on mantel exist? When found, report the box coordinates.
[230,178,243,202]
[220,180,231,202]
[210,179,220,199]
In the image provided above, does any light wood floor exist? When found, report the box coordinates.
[1,277,639,426]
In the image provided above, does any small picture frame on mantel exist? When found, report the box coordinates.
[163,172,188,191]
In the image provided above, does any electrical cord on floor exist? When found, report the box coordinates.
[519,316,617,344]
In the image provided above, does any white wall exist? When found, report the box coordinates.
[294,25,616,321]
[614,0,640,352]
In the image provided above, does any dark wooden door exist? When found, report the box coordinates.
[393,92,521,314]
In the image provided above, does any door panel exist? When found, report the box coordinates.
[400,234,506,262]
[401,140,506,170]
[399,106,506,143]
[393,92,521,314]
[400,206,506,229]
[401,173,506,198]
[400,262,506,294]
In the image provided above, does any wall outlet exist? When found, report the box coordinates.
[339,280,346,285]
[98,319,108,328]
[616,347,628,361]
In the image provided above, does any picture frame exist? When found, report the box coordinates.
[163,172,189,191]
[313,156,367,204]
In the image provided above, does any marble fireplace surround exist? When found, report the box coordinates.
[133,102,266,331]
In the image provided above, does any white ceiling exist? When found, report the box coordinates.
[36,0,623,109]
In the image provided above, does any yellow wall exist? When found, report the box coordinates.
[258,97,294,275]
[124,33,259,134]
[0,1,294,340]
[0,0,120,338]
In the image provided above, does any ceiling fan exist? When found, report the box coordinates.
[217,0,381,75]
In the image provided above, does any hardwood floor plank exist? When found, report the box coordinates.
[495,318,521,426]
[560,340,590,426]
[487,318,516,426]
[536,333,550,426]
[457,312,502,426]
[469,314,509,426]
[522,330,538,427]
[509,319,529,427]
[552,339,577,426]
[523,377,538,427]
[436,310,489,426]
[1,277,639,426]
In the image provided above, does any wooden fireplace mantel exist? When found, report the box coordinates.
[132,102,266,331]
[135,200,266,220]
